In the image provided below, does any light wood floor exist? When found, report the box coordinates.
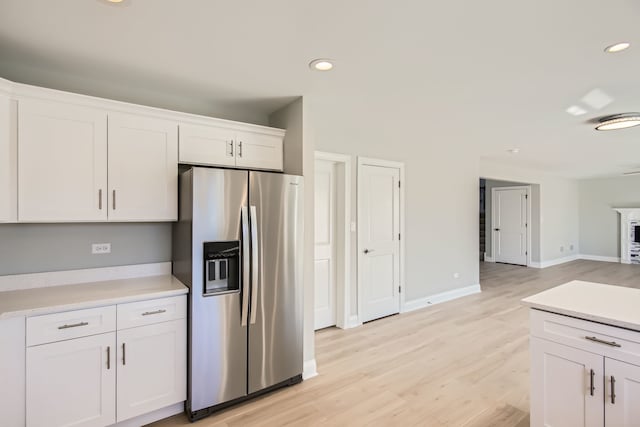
[150,260,640,427]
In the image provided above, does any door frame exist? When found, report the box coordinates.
[314,151,352,329]
[357,157,406,323]
[490,185,531,267]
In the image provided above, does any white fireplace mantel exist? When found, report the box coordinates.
[613,208,640,264]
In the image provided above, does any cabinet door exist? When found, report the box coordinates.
[179,123,236,167]
[18,99,108,222]
[0,95,17,222]
[26,332,116,427]
[108,113,178,221]
[235,130,283,171]
[530,337,603,427]
[606,358,640,426]
[116,319,186,422]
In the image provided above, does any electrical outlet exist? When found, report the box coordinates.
[570,244,574,251]
[560,245,564,252]
[92,243,111,254]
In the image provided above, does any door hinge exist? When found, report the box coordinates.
[525,194,528,199]
[398,286,401,293]
[398,181,401,188]
[398,233,401,240]
[526,251,528,255]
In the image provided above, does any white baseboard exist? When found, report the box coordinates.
[113,402,183,426]
[402,284,482,313]
[484,253,495,263]
[303,359,318,380]
[344,315,362,329]
[529,255,579,269]
[579,254,620,263]
[0,262,172,292]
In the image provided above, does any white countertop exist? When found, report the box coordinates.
[0,275,188,319]
[522,280,640,331]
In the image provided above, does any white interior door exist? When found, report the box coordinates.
[314,159,337,330]
[493,187,528,265]
[605,358,640,426]
[359,163,400,323]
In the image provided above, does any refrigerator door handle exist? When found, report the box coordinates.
[250,205,259,324]
[241,206,250,326]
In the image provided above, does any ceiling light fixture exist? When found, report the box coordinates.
[595,113,640,131]
[309,59,334,71]
[604,42,630,53]
[508,148,520,154]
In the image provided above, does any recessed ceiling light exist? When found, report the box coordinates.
[595,113,640,131]
[309,59,334,71]
[508,148,520,154]
[105,0,125,3]
[566,105,587,116]
[604,42,630,53]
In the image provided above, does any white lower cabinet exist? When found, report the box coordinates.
[116,320,186,422]
[25,296,187,427]
[27,332,117,427]
[530,309,640,427]
[606,358,640,426]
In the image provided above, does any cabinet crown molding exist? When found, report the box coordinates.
[0,77,285,137]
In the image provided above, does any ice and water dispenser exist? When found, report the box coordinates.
[203,241,240,295]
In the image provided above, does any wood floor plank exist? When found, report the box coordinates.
[149,260,640,426]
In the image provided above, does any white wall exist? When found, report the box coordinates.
[579,175,640,258]
[480,160,579,263]
[310,97,480,306]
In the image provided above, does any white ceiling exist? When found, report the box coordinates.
[1,0,640,178]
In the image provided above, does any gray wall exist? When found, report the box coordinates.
[579,175,640,258]
[0,223,171,275]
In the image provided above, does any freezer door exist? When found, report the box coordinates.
[186,167,250,412]
[248,172,304,393]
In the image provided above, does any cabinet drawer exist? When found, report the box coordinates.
[531,309,640,365]
[117,295,186,330]
[27,305,116,347]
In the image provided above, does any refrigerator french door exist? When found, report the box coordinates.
[172,167,303,421]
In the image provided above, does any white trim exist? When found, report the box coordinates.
[345,315,362,329]
[113,402,183,427]
[0,77,284,136]
[490,185,532,267]
[529,255,579,269]
[357,157,406,321]
[314,151,352,330]
[303,359,318,380]
[402,284,482,313]
[579,254,620,263]
[0,262,172,292]
[484,253,495,263]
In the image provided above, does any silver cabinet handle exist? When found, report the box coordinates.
[107,346,111,370]
[99,189,103,210]
[611,376,616,404]
[585,336,622,348]
[249,205,258,325]
[229,140,234,157]
[590,369,595,396]
[241,206,250,326]
[364,249,374,254]
[58,321,89,330]
[238,141,243,157]
[141,309,166,316]
[112,190,116,210]
[122,343,126,365]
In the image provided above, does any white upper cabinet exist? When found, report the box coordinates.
[179,123,236,167]
[235,130,283,171]
[0,94,17,222]
[18,99,108,222]
[108,113,178,221]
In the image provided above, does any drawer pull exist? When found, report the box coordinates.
[58,321,89,330]
[611,376,616,404]
[589,369,595,396]
[107,346,111,370]
[584,336,622,348]
[142,309,167,316]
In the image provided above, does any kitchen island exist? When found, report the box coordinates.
[522,280,640,427]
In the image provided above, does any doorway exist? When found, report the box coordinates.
[314,152,351,330]
[357,157,405,323]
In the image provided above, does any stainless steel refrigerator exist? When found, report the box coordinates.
[172,167,304,421]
